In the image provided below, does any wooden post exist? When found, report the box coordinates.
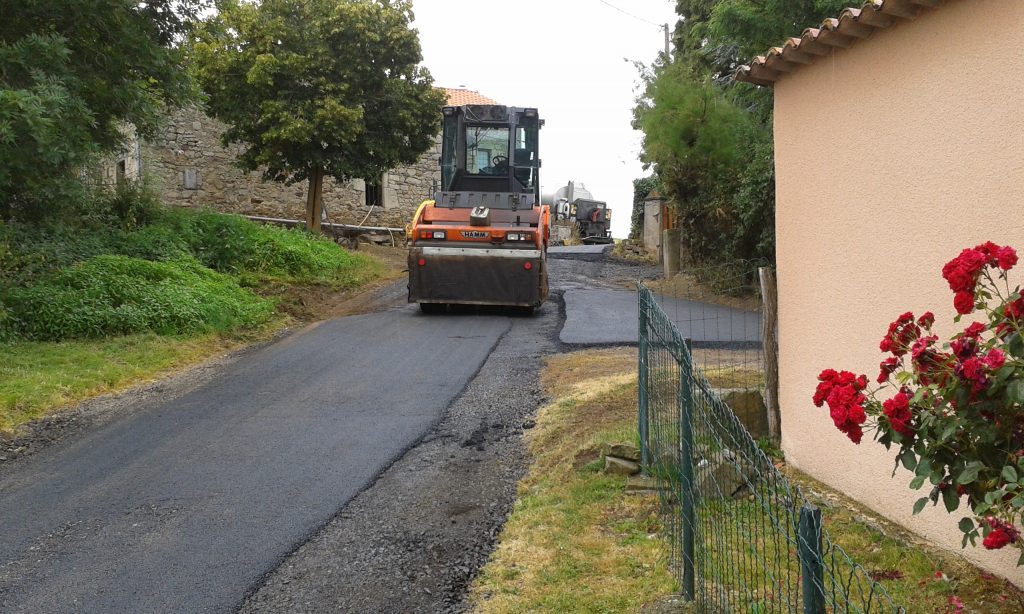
[306,168,324,233]
[759,266,781,444]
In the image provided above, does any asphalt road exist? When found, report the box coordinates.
[560,288,762,348]
[0,312,509,613]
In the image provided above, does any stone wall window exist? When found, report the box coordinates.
[116,160,126,186]
[183,168,199,190]
[365,176,383,208]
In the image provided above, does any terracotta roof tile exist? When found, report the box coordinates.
[734,0,946,86]
[442,88,500,105]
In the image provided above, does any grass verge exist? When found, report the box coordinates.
[0,329,277,432]
[0,207,392,432]
[472,347,1024,613]
[791,471,1024,612]
[469,348,677,613]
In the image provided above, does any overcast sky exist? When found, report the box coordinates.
[412,0,678,238]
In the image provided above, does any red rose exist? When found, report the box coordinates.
[882,392,915,438]
[984,349,1006,370]
[917,312,935,328]
[954,291,975,315]
[943,265,974,293]
[984,527,1014,550]
[963,322,986,338]
[877,357,899,383]
[997,246,1018,270]
[960,357,984,380]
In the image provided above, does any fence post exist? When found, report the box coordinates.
[759,266,781,444]
[638,286,650,470]
[798,504,826,614]
[679,337,696,601]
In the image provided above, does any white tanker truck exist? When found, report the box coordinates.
[543,181,613,245]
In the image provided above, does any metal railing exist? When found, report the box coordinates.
[638,283,902,613]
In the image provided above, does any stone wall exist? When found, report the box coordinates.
[115,107,440,229]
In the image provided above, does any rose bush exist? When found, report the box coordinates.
[813,242,1024,564]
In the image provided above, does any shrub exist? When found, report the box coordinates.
[812,242,1024,564]
[0,255,273,340]
[156,208,373,283]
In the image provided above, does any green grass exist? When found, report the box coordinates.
[2,255,275,340]
[0,332,270,431]
[0,204,385,430]
[476,348,1024,614]
[470,356,677,613]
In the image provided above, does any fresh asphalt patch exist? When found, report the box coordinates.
[0,311,508,613]
[560,288,762,348]
[240,303,559,613]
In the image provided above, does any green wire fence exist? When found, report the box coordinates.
[638,282,903,613]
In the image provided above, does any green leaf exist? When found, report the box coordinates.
[1008,380,1024,405]
[942,487,960,512]
[899,449,917,471]
[1008,333,1024,359]
[958,462,983,485]
[915,458,932,477]
[1003,465,1019,484]
[939,422,958,442]
[913,497,929,515]
[909,475,927,490]
[958,517,975,533]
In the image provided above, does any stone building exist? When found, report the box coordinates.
[104,88,499,229]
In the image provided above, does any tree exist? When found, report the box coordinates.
[634,0,849,266]
[0,0,203,219]
[191,0,446,232]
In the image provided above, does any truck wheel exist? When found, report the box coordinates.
[419,302,445,314]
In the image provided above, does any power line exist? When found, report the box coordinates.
[595,0,663,28]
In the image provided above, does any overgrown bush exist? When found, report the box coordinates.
[813,242,1024,563]
[154,208,374,283]
[0,255,273,341]
[1,201,377,342]
[1,206,374,287]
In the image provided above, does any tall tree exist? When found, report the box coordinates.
[0,0,203,219]
[635,0,849,266]
[191,0,446,232]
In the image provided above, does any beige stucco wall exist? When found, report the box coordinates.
[773,0,1024,583]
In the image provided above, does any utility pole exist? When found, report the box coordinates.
[663,23,670,60]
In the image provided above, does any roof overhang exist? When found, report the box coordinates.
[734,0,947,87]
